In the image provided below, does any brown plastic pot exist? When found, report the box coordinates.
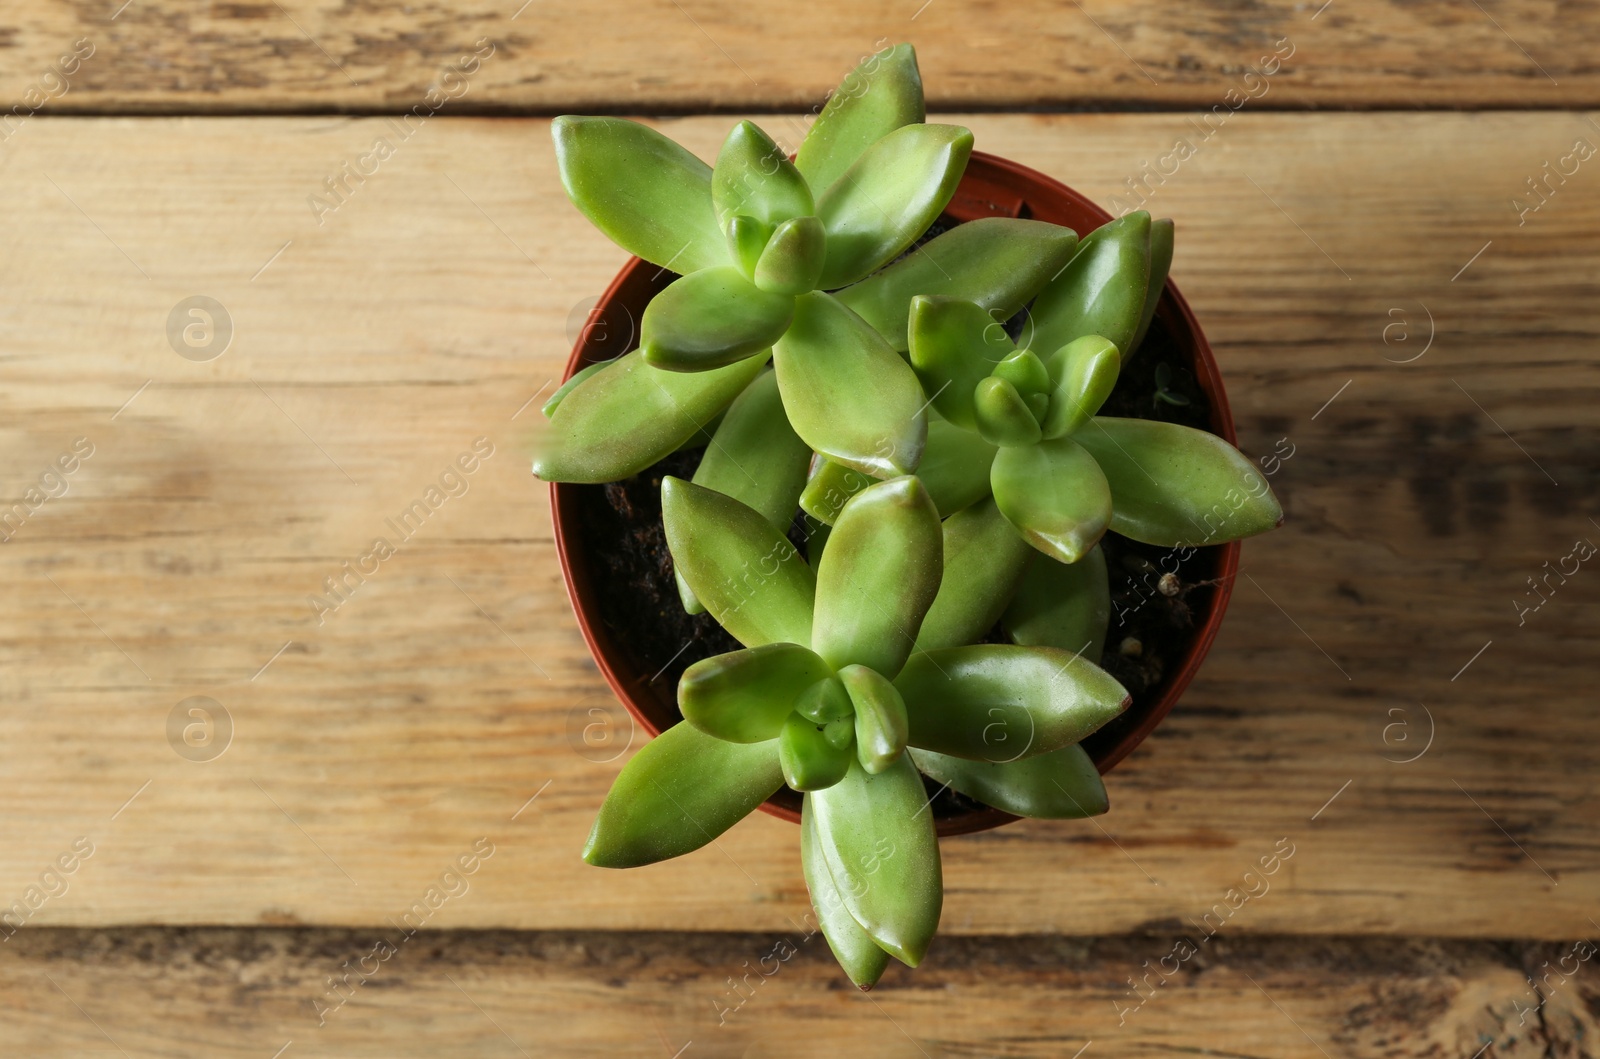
[550,150,1239,838]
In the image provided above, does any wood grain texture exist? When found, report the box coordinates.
[0,113,1596,939]
[6,928,1600,1057]
[0,2,1591,115]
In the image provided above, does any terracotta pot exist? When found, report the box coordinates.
[550,150,1239,838]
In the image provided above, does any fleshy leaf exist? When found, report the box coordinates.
[726,214,774,278]
[541,360,607,418]
[810,756,942,967]
[799,459,874,526]
[754,215,827,295]
[815,123,974,289]
[795,675,855,723]
[907,295,1014,431]
[991,438,1112,563]
[774,292,927,477]
[916,419,997,518]
[813,476,942,677]
[838,218,1080,351]
[781,712,852,791]
[1041,335,1121,439]
[896,644,1129,761]
[913,498,1034,653]
[533,351,766,483]
[839,665,909,774]
[552,116,726,274]
[640,266,794,372]
[1129,217,1174,355]
[1004,545,1111,664]
[686,370,811,530]
[824,716,855,750]
[661,477,816,647]
[712,120,814,230]
[992,348,1051,397]
[801,798,891,989]
[583,723,782,868]
[1029,211,1151,357]
[795,43,925,196]
[1073,417,1284,546]
[974,376,1042,448]
[680,643,833,743]
[909,743,1108,820]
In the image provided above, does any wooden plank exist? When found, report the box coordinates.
[0,2,1592,115]
[0,113,1596,939]
[4,928,1599,1056]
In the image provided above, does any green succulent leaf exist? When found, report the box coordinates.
[838,665,909,774]
[583,723,782,868]
[781,712,853,792]
[838,221,1079,354]
[552,116,727,274]
[799,459,874,527]
[687,370,811,530]
[895,645,1130,762]
[824,716,856,750]
[795,675,855,724]
[974,376,1043,448]
[541,360,607,418]
[1030,211,1151,358]
[813,476,943,677]
[1073,417,1284,546]
[795,43,925,196]
[713,120,814,231]
[754,215,828,295]
[909,742,1108,820]
[1041,335,1121,439]
[907,295,1015,432]
[815,123,974,289]
[992,348,1051,397]
[916,419,997,518]
[726,214,775,278]
[991,437,1112,563]
[661,477,816,647]
[640,266,794,372]
[1129,217,1174,355]
[1004,544,1111,664]
[534,351,767,483]
[680,643,833,743]
[774,291,928,477]
[810,756,942,967]
[913,497,1034,653]
[800,799,892,989]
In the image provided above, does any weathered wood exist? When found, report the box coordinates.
[0,113,1595,939]
[4,928,1598,1057]
[0,2,1591,116]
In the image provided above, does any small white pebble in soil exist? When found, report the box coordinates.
[1158,572,1181,597]
[1118,636,1143,657]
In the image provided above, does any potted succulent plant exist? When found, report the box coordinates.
[534,43,1282,985]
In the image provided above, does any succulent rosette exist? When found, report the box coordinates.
[534,42,1285,987]
[583,476,1130,987]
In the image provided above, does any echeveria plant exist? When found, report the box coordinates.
[533,44,1079,487]
[584,476,1130,985]
[538,40,1286,987]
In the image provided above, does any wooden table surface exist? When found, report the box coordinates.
[1,4,1596,1056]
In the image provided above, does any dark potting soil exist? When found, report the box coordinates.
[569,220,1223,820]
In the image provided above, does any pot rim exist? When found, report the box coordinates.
[548,149,1239,838]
